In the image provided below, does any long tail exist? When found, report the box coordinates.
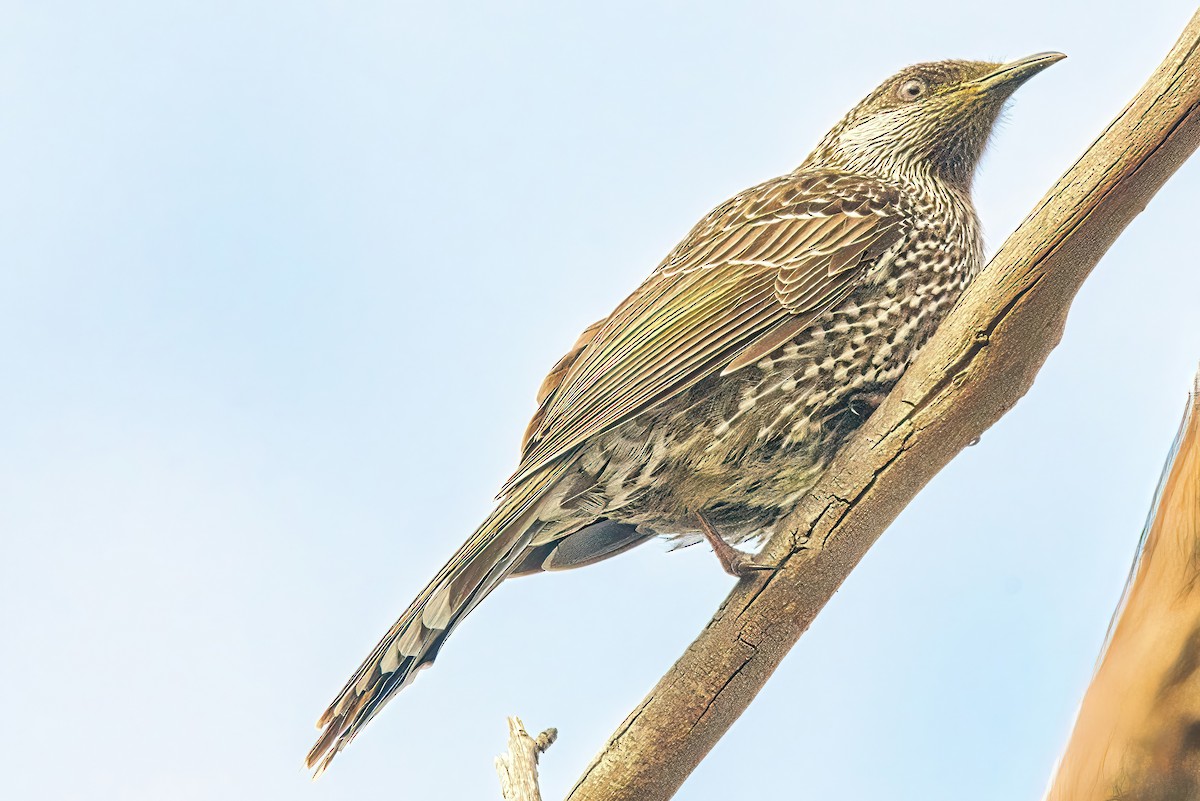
[306,464,569,775]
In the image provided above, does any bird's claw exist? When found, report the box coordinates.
[724,553,778,578]
[695,512,777,579]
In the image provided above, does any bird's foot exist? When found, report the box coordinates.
[696,512,776,579]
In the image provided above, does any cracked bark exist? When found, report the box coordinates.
[1046,371,1200,800]
[565,11,1200,801]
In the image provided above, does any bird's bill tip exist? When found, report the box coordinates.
[1012,51,1068,67]
[978,51,1066,91]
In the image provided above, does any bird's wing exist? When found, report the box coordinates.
[508,172,906,488]
[522,318,607,453]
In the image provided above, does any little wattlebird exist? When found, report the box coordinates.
[307,52,1063,773]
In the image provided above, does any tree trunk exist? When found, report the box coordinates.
[1047,371,1200,800]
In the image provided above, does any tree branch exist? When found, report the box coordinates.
[495,716,557,801]
[1046,368,1200,800]
[566,11,1200,801]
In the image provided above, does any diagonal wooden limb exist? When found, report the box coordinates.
[566,11,1200,801]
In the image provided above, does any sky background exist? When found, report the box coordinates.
[2,2,1199,799]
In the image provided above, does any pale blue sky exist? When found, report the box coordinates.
[2,2,1198,799]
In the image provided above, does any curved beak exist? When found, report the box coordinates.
[977,52,1066,93]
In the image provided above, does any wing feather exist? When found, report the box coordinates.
[507,172,907,490]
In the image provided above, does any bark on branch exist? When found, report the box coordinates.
[566,11,1200,801]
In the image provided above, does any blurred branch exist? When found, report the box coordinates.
[566,10,1200,801]
[1046,370,1200,800]
[495,716,557,801]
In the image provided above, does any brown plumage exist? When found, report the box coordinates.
[307,52,1064,774]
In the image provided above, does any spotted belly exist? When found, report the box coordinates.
[551,265,968,545]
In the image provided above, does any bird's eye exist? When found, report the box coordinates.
[896,79,927,101]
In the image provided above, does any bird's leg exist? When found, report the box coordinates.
[695,511,775,578]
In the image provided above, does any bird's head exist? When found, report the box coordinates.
[805,53,1065,189]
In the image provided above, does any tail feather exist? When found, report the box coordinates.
[306,463,570,776]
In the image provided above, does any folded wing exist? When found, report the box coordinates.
[510,172,907,489]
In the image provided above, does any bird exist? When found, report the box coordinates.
[307,52,1064,774]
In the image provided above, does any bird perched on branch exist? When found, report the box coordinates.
[308,52,1063,774]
